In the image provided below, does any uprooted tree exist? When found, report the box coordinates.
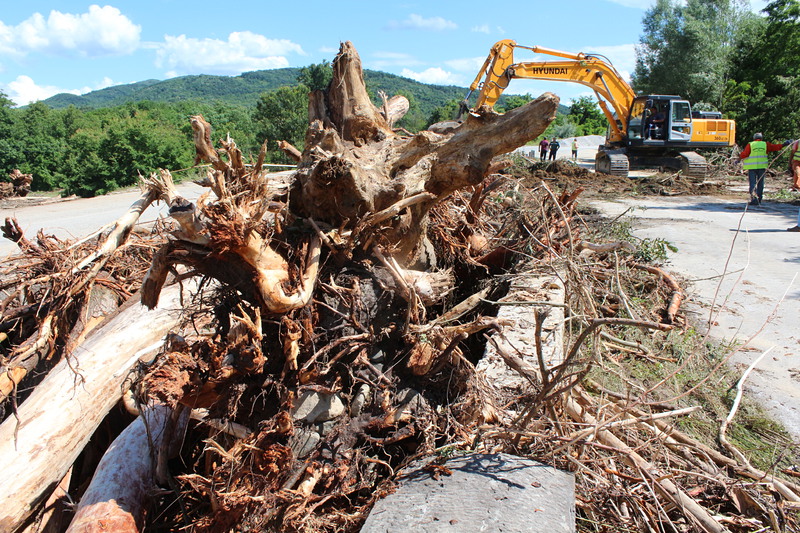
[142,40,559,313]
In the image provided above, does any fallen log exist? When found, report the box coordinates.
[0,279,197,532]
[66,404,188,533]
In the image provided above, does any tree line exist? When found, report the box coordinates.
[0,62,582,197]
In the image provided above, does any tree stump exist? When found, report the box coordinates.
[142,40,558,315]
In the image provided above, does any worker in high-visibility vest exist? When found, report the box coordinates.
[790,139,800,191]
[738,133,786,206]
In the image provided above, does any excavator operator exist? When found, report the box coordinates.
[644,107,666,140]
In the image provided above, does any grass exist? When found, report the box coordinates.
[587,325,798,472]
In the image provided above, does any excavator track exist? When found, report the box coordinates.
[678,151,708,180]
[596,150,630,177]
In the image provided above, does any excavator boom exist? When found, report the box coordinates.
[467,39,634,143]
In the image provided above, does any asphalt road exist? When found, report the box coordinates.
[0,181,206,259]
[591,195,800,438]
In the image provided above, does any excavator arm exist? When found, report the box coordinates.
[466,39,636,144]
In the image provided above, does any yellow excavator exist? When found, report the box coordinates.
[462,39,736,177]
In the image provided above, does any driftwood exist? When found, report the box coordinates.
[0,280,195,532]
[0,175,175,405]
[0,169,32,198]
[67,404,188,533]
[378,90,410,129]
[294,41,558,267]
[277,140,302,162]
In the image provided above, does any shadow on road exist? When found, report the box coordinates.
[636,199,798,221]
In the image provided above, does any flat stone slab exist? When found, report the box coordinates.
[478,271,565,392]
[361,453,575,532]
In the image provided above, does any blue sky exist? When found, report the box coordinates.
[0,1,769,108]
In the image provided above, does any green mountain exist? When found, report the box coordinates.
[42,69,464,112]
[42,68,569,117]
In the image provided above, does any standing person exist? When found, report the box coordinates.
[539,137,549,161]
[738,133,785,206]
[548,137,560,161]
[790,139,800,191]
[571,138,578,161]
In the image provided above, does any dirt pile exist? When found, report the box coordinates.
[515,160,728,197]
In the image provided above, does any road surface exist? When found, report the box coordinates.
[0,182,206,259]
[591,195,800,438]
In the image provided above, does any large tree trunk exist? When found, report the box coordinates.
[66,404,187,533]
[0,280,196,532]
[292,41,559,266]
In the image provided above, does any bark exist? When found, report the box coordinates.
[0,280,196,532]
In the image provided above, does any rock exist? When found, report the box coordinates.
[289,427,320,458]
[350,384,371,417]
[291,391,345,423]
[361,453,575,532]
[386,388,428,424]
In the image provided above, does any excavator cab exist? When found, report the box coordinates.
[626,96,692,146]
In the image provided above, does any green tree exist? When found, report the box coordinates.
[498,94,533,112]
[568,96,606,135]
[297,61,333,91]
[724,0,800,141]
[253,85,309,163]
[633,0,752,107]
[11,102,69,190]
[61,106,193,196]
[426,99,462,126]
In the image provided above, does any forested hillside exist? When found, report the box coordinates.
[41,69,467,114]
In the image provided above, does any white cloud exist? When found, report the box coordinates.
[444,56,487,73]
[401,67,460,85]
[472,24,490,34]
[387,14,457,31]
[582,43,637,82]
[2,75,118,106]
[0,5,140,58]
[155,32,305,75]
